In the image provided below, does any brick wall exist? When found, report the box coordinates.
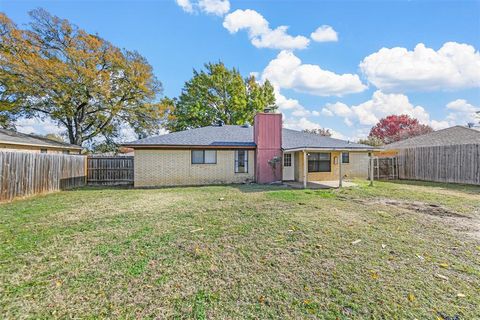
[134,149,255,187]
[296,151,369,182]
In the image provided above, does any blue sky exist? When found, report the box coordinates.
[2,0,480,140]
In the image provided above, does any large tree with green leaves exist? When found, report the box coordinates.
[161,62,276,131]
[0,9,163,146]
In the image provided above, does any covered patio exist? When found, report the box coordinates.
[282,148,375,189]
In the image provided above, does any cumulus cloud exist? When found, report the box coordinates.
[283,117,346,139]
[176,0,230,16]
[268,85,318,118]
[176,0,194,13]
[321,90,432,127]
[445,99,479,127]
[360,42,480,92]
[199,0,230,16]
[16,117,64,136]
[223,9,310,50]
[311,25,338,42]
[261,50,366,96]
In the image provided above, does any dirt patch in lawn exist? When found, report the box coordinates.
[373,199,469,219]
[353,198,480,240]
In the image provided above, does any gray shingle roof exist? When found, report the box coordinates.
[126,125,255,147]
[125,125,373,150]
[0,128,82,150]
[282,129,372,150]
[385,126,480,149]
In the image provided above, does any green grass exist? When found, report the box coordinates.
[1,180,479,319]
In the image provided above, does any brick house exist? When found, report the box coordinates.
[123,112,374,187]
[0,128,82,154]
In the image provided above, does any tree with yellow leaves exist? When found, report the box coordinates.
[0,9,163,146]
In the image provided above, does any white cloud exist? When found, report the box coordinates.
[198,0,230,16]
[321,90,432,127]
[223,9,310,50]
[311,25,338,42]
[16,117,64,136]
[445,99,479,127]
[261,50,366,96]
[176,0,229,16]
[360,42,480,92]
[283,116,346,139]
[176,0,194,13]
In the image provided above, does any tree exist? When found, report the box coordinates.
[161,62,276,131]
[0,9,163,146]
[303,128,332,137]
[358,136,384,147]
[369,115,433,144]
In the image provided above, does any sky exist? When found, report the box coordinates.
[2,0,480,140]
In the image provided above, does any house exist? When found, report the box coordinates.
[123,112,374,188]
[0,128,82,154]
[383,126,480,151]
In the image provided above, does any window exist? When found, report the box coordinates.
[308,153,331,172]
[342,152,349,164]
[283,153,292,167]
[40,149,47,154]
[235,150,248,173]
[191,150,217,164]
[62,150,70,155]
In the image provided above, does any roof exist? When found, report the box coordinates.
[282,129,372,150]
[384,126,480,149]
[0,128,82,150]
[124,125,373,150]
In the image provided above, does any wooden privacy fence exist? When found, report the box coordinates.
[87,156,134,185]
[398,144,480,185]
[0,151,86,202]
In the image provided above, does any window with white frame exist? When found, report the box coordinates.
[235,150,248,173]
[191,150,217,164]
[283,153,292,167]
[342,152,350,164]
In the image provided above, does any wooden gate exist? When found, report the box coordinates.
[87,156,134,185]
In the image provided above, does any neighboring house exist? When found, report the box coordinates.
[382,126,480,185]
[123,112,374,187]
[0,128,82,154]
[384,126,480,151]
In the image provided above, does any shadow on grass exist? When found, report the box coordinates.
[378,179,480,194]
[69,183,289,193]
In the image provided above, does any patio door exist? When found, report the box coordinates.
[282,153,294,181]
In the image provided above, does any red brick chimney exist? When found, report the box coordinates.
[253,112,282,183]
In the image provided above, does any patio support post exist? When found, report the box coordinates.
[369,154,374,186]
[303,150,307,189]
[339,153,343,188]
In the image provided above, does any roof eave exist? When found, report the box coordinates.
[282,146,379,152]
[122,144,256,149]
[0,140,82,150]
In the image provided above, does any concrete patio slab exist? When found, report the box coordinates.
[284,180,357,189]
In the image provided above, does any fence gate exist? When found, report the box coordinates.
[87,156,134,185]
[370,157,399,180]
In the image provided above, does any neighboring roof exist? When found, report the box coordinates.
[384,126,480,149]
[0,128,82,150]
[124,125,373,150]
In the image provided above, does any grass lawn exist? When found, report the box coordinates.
[1,180,479,319]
